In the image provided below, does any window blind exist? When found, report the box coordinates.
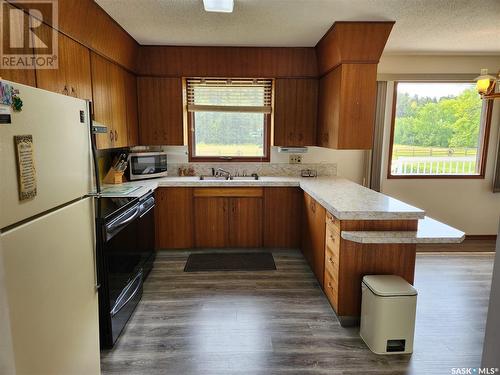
[186,78,273,113]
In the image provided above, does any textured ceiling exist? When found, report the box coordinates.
[95,0,500,54]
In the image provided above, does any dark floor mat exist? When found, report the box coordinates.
[184,252,276,272]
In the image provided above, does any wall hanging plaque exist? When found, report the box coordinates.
[14,135,37,201]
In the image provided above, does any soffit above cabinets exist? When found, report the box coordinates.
[95,0,500,54]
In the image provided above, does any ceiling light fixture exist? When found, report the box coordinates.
[203,0,234,13]
[475,68,500,99]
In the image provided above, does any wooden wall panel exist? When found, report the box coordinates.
[0,3,36,86]
[316,21,394,76]
[137,46,318,78]
[8,0,138,71]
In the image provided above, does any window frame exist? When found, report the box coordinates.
[186,78,273,163]
[387,81,494,180]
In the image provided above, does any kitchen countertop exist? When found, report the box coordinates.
[100,176,465,244]
[341,216,465,244]
[101,176,425,221]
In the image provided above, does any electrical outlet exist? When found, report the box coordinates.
[289,154,302,164]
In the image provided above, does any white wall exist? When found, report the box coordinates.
[270,147,368,184]
[378,55,500,235]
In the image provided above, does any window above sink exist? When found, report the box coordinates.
[186,78,273,162]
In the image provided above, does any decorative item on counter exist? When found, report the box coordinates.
[301,168,317,178]
[178,166,196,176]
[103,153,128,184]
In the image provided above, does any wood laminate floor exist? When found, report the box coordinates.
[101,249,495,375]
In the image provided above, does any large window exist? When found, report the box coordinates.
[187,78,272,161]
[388,82,493,178]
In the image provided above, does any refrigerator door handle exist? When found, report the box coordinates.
[89,197,100,291]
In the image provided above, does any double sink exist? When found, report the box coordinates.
[199,175,259,181]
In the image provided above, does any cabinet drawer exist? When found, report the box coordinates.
[324,268,339,310]
[325,226,340,253]
[193,187,263,198]
[325,241,339,279]
[326,212,340,231]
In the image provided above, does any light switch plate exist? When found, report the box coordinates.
[289,154,302,164]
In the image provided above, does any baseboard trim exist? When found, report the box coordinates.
[417,237,496,253]
[465,235,497,240]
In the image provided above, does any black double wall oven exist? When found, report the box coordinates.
[96,191,155,348]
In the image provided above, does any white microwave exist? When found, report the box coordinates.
[128,152,168,180]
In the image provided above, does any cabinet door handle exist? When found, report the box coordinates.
[109,130,114,142]
[329,234,336,242]
[62,85,68,95]
[71,86,76,96]
[328,256,334,264]
[114,130,118,142]
[328,281,333,289]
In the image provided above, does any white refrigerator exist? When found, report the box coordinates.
[0,81,100,375]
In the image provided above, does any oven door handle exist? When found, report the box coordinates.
[107,206,140,233]
[139,204,155,218]
[110,270,143,317]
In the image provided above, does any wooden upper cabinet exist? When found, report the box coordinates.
[317,64,377,149]
[0,3,36,86]
[91,52,114,149]
[137,77,184,146]
[35,26,92,100]
[91,52,129,149]
[274,79,318,146]
[109,62,128,148]
[124,71,139,146]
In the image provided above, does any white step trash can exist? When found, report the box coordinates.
[360,275,417,355]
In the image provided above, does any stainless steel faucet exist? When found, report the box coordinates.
[214,168,231,178]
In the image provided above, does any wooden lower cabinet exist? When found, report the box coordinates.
[194,197,228,248]
[301,192,326,287]
[322,212,419,326]
[263,187,302,248]
[193,188,263,248]
[229,197,263,247]
[155,188,194,249]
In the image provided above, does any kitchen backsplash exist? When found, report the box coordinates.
[168,162,337,177]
